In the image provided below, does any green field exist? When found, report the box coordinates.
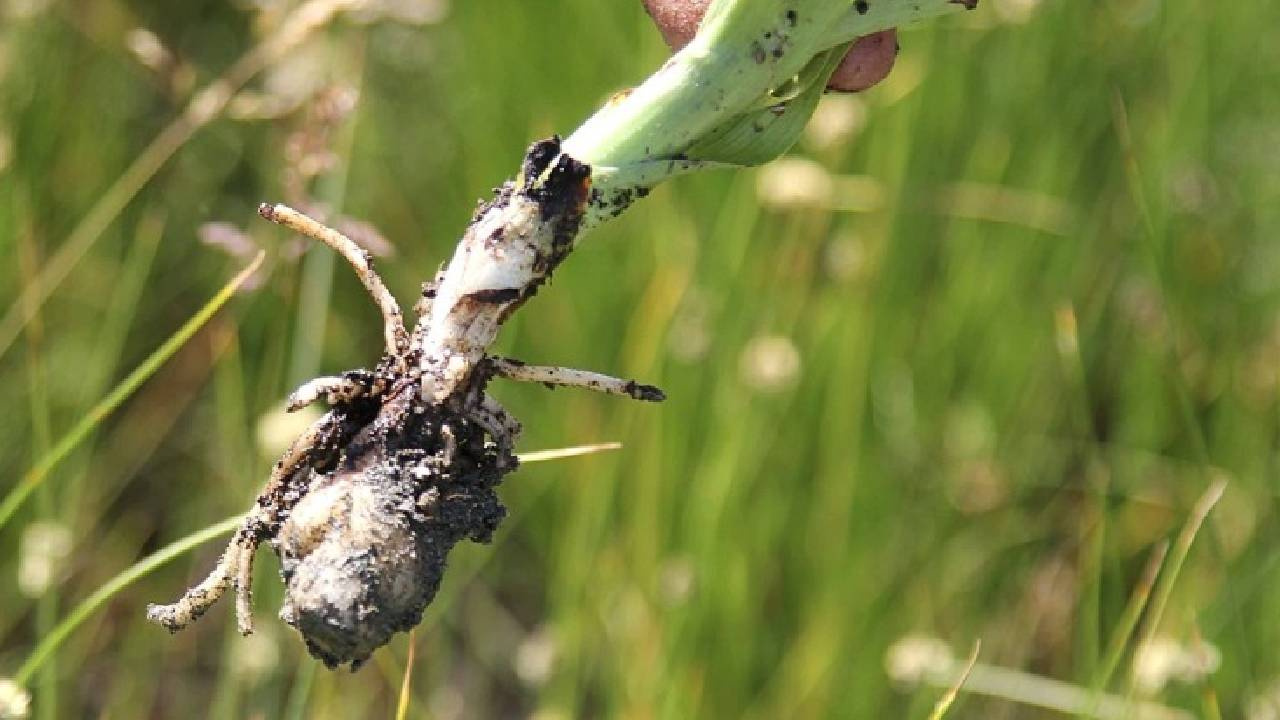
[2,0,1278,717]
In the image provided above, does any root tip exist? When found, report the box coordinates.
[145,603,184,633]
[635,384,666,402]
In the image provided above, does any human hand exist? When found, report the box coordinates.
[641,0,898,92]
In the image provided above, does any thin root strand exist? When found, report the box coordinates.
[286,372,381,411]
[258,202,408,359]
[147,532,258,633]
[488,357,665,402]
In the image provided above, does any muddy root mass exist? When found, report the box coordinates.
[272,391,509,669]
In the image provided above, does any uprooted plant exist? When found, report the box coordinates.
[146,0,979,669]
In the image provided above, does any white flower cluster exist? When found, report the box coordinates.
[0,679,30,719]
[1131,637,1221,695]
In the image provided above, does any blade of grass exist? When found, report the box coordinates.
[1110,91,1210,466]
[18,207,58,720]
[1200,684,1222,720]
[394,630,417,720]
[1086,539,1169,718]
[955,662,1192,720]
[282,662,317,720]
[11,514,243,688]
[927,640,979,720]
[518,442,623,464]
[0,252,265,532]
[1055,302,1108,683]
[63,212,168,511]
[1124,477,1227,703]
[1094,540,1170,691]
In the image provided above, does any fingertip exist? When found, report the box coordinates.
[826,30,899,93]
[642,0,710,50]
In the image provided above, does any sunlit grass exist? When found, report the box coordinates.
[2,0,1277,717]
[0,253,265,531]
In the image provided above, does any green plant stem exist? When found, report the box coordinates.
[568,0,962,166]
[564,0,971,216]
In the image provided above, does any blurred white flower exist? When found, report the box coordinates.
[756,157,832,210]
[18,521,72,598]
[514,626,558,687]
[1248,680,1280,720]
[0,679,29,719]
[428,685,465,720]
[1132,637,1221,694]
[3,0,51,20]
[993,0,1041,24]
[261,37,333,111]
[885,636,954,686]
[757,157,885,212]
[804,94,867,151]
[124,28,172,74]
[739,335,802,392]
[659,556,696,606]
[822,231,868,284]
[0,125,11,176]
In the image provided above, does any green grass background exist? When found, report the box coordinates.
[2,0,1279,717]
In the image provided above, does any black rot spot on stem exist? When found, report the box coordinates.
[464,287,522,305]
[520,136,562,186]
[484,227,505,250]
